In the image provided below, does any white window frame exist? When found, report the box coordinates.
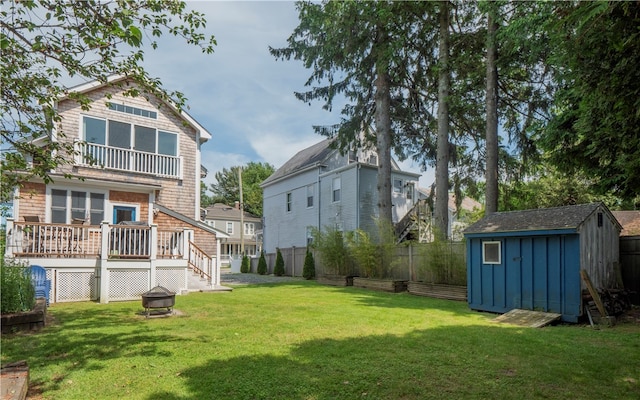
[332,177,341,203]
[393,179,403,194]
[306,184,314,208]
[244,222,255,235]
[47,187,107,225]
[482,241,502,265]
[226,221,234,235]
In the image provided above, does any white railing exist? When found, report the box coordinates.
[75,141,183,179]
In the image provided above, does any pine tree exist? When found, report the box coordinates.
[303,250,315,280]
[274,248,285,276]
[240,255,250,273]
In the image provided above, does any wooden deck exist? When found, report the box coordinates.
[492,309,562,328]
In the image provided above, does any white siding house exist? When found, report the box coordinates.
[261,139,420,253]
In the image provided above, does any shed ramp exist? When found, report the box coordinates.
[492,309,562,328]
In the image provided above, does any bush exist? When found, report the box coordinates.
[302,250,315,280]
[241,255,250,273]
[274,248,285,276]
[1,258,35,314]
[310,226,352,275]
[257,251,268,275]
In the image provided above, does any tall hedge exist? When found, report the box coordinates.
[303,250,315,280]
[274,248,285,276]
[257,251,268,275]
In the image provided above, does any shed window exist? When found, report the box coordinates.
[482,241,501,264]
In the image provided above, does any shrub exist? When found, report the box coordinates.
[1,257,35,314]
[302,250,315,280]
[241,255,250,273]
[310,226,352,275]
[257,251,268,275]
[274,248,285,276]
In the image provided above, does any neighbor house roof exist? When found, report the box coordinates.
[261,138,336,187]
[154,203,229,238]
[417,188,482,213]
[612,211,640,236]
[205,203,261,222]
[464,202,620,235]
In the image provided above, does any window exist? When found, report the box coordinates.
[108,102,157,119]
[50,189,105,225]
[307,184,314,208]
[226,222,233,234]
[332,177,341,202]
[348,150,357,163]
[482,241,501,264]
[368,155,377,165]
[406,183,414,200]
[244,223,255,235]
[393,179,403,194]
[286,192,292,212]
[82,115,178,159]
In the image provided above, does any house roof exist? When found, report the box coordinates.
[417,188,482,213]
[261,138,336,187]
[464,202,619,235]
[205,203,261,222]
[60,74,212,143]
[612,211,640,236]
[154,203,229,238]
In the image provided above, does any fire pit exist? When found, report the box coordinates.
[141,286,176,318]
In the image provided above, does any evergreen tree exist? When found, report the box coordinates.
[257,251,268,275]
[274,248,285,276]
[303,250,315,280]
[241,254,250,273]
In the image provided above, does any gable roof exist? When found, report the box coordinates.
[59,74,212,143]
[154,203,229,238]
[612,211,640,236]
[205,203,261,222]
[464,202,620,235]
[261,138,336,187]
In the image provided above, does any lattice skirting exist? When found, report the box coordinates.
[108,269,151,301]
[56,269,98,302]
[156,267,187,294]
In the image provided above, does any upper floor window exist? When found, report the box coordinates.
[286,192,292,212]
[406,183,415,200]
[51,189,105,225]
[393,179,403,194]
[226,222,233,234]
[307,184,314,208]
[108,102,157,119]
[332,177,341,202]
[244,223,255,235]
[83,116,178,157]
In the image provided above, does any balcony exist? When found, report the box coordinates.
[75,141,183,179]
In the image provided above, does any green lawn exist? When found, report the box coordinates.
[2,280,639,399]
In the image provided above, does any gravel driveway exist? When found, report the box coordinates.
[220,271,305,285]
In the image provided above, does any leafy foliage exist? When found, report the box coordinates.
[302,250,315,280]
[417,240,466,286]
[208,162,275,216]
[274,248,285,276]
[257,251,267,275]
[0,0,216,200]
[1,257,35,314]
[309,226,352,276]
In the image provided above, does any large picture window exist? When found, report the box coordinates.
[50,189,105,225]
[482,241,501,264]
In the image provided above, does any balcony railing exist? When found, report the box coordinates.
[75,141,183,179]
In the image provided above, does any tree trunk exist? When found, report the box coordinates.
[375,67,393,226]
[435,1,450,240]
[485,8,499,215]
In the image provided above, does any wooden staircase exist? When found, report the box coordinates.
[395,199,432,243]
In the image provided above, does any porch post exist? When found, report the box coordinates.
[5,218,14,257]
[149,224,158,289]
[99,221,110,304]
[216,237,222,286]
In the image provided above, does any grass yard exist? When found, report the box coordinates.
[2,280,639,399]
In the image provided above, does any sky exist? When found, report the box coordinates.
[140,1,435,190]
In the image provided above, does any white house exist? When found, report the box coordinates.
[260,138,420,253]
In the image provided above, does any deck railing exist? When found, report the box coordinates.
[5,220,186,260]
[75,141,183,179]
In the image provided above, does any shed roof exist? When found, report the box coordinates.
[464,202,615,235]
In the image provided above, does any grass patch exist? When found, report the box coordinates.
[2,281,639,399]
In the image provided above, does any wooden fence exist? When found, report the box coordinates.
[253,242,466,285]
[620,236,640,305]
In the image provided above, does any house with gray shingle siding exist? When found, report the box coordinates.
[261,138,420,253]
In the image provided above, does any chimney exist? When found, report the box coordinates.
[235,201,240,210]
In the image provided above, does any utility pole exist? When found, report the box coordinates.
[239,166,245,255]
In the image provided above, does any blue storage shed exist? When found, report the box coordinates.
[464,203,621,322]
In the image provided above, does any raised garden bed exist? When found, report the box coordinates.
[317,274,354,287]
[352,277,408,293]
[1,298,47,334]
[407,282,467,301]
